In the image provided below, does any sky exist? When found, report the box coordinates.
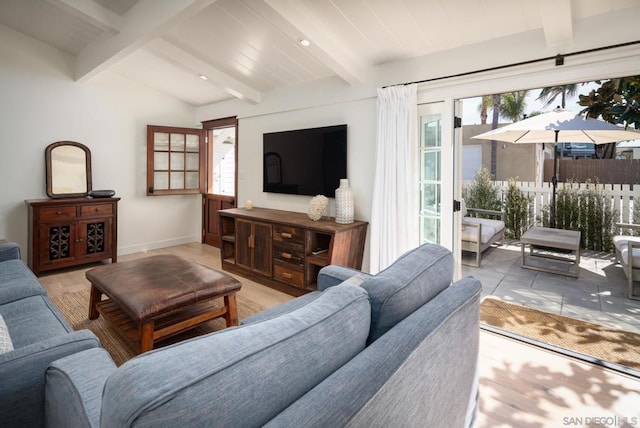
[461,81,600,125]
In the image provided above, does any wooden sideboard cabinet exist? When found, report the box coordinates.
[219,207,368,296]
[26,197,120,276]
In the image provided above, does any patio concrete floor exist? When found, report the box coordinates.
[462,240,640,334]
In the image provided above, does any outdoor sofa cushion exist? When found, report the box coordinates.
[461,221,500,244]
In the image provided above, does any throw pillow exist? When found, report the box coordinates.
[0,313,14,353]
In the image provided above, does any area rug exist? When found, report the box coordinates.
[51,288,266,366]
[480,297,640,370]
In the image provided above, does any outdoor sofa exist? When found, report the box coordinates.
[0,242,100,428]
[460,199,506,267]
[44,243,482,427]
[613,223,640,300]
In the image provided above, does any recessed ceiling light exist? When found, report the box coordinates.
[298,39,311,47]
[199,75,208,81]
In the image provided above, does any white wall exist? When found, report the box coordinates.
[0,25,202,257]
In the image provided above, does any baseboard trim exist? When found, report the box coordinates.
[117,236,200,256]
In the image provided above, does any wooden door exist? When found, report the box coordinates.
[203,194,235,246]
[202,117,237,247]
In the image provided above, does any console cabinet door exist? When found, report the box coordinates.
[235,219,272,277]
[252,222,272,276]
[236,219,252,270]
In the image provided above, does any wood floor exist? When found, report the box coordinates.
[39,243,640,427]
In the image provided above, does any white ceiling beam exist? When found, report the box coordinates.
[264,0,366,85]
[45,0,123,33]
[539,0,573,46]
[75,0,217,82]
[44,0,123,33]
[147,38,262,104]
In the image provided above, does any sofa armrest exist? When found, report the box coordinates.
[243,266,372,325]
[266,276,482,428]
[0,329,100,428]
[466,207,505,221]
[46,348,117,428]
[0,242,21,263]
[461,221,481,244]
[317,265,371,291]
[615,223,640,235]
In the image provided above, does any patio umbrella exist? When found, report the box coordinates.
[471,108,640,227]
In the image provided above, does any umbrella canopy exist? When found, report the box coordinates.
[470,108,640,228]
[471,108,640,144]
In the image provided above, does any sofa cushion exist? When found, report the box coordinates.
[0,295,72,349]
[361,243,453,343]
[463,217,505,233]
[614,235,640,268]
[0,313,13,353]
[0,260,47,305]
[100,284,371,428]
[461,222,497,244]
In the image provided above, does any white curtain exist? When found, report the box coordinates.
[369,84,419,274]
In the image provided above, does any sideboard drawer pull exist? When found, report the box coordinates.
[282,272,293,279]
[56,211,62,215]
[281,252,292,259]
[280,232,292,239]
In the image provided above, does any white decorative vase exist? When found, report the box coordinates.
[335,179,354,224]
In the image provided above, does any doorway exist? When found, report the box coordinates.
[202,117,237,246]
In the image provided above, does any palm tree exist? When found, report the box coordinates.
[500,91,529,122]
[537,84,579,109]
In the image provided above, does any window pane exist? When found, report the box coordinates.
[186,153,199,170]
[420,216,440,244]
[154,172,168,190]
[421,116,441,148]
[421,151,441,181]
[170,134,185,151]
[186,134,199,152]
[154,133,169,151]
[185,172,199,189]
[170,153,185,170]
[421,183,441,212]
[170,172,184,189]
[154,152,168,170]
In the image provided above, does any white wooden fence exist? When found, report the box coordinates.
[464,181,638,225]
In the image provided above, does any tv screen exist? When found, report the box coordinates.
[263,124,347,197]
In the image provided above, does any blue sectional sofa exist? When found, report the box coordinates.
[0,242,100,428]
[44,243,482,427]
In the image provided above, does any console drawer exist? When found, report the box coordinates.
[273,225,304,244]
[273,241,304,264]
[80,204,113,217]
[39,206,77,220]
[273,260,304,288]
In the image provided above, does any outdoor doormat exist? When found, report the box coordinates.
[480,297,640,370]
[51,288,266,366]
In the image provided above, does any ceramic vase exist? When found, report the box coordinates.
[335,179,354,224]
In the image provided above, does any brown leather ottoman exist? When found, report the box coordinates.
[86,254,241,354]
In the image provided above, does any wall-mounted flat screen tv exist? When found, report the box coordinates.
[263,124,347,197]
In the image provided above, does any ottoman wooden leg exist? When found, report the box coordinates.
[140,321,155,353]
[224,294,239,327]
[89,285,102,320]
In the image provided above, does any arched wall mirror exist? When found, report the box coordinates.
[45,141,92,198]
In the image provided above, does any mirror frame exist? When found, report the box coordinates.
[45,141,92,199]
